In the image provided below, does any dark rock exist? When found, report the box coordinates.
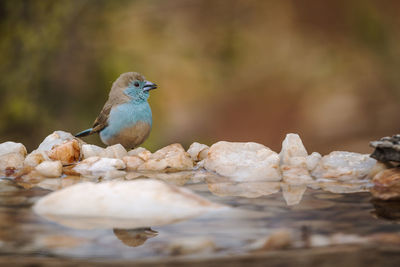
[370,135,400,162]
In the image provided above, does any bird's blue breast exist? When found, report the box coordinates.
[100,100,152,142]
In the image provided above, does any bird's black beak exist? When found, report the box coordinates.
[143,81,157,92]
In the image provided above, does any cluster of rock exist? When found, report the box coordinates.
[0,131,380,184]
[1,130,397,229]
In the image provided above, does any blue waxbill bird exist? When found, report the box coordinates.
[75,72,157,149]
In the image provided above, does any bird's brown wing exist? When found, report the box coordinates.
[91,102,112,133]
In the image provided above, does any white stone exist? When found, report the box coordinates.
[279,134,313,184]
[123,156,144,171]
[306,152,322,171]
[73,156,126,175]
[0,152,25,171]
[187,142,209,161]
[128,147,152,161]
[311,151,377,181]
[24,151,50,167]
[279,133,308,164]
[204,141,281,182]
[280,157,313,184]
[37,131,76,151]
[0,142,27,157]
[35,161,63,178]
[33,179,224,229]
[138,144,193,171]
[100,144,128,159]
[81,144,105,159]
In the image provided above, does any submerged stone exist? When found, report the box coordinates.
[33,179,224,229]
[204,141,281,182]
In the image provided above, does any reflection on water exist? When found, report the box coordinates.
[1,173,400,264]
[113,228,158,247]
[371,198,400,222]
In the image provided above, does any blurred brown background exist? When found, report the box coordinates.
[0,0,399,153]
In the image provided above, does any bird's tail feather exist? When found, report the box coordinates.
[75,128,93,137]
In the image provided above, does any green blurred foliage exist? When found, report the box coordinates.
[0,0,400,153]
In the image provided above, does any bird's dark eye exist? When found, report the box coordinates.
[134,81,140,87]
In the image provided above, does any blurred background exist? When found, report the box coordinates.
[0,0,399,153]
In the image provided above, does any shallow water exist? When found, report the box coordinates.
[1,173,400,266]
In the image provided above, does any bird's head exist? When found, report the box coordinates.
[114,72,157,101]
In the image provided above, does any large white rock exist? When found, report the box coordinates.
[138,144,194,171]
[311,151,377,181]
[204,141,281,182]
[35,160,63,178]
[187,142,209,162]
[73,156,126,175]
[33,179,224,229]
[279,134,314,184]
[0,142,27,157]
